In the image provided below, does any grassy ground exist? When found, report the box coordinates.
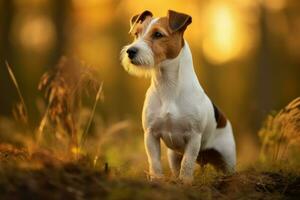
[0,143,299,200]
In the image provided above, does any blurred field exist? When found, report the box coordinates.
[1,0,300,199]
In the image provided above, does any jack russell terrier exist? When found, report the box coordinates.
[120,10,236,184]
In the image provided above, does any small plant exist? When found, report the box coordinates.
[38,57,102,154]
[259,97,300,163]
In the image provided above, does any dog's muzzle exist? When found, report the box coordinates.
[120,39,155,75]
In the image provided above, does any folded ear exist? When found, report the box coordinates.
[129,10,153,34]
[168,10,192,33]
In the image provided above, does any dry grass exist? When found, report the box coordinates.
[259,97,300,166]
[37,57,101,151]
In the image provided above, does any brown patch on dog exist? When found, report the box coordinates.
[213,103,227,128]
[129,10,153,34]
[130,16,153,36]
[197,148,228,172]
[168,10,192,33]
[143,17,184,64]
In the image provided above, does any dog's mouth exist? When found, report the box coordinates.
[130,59,139,65]
[129,57,152,67]
[130,59,143,66]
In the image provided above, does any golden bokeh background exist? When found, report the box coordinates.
[1,0,300,166]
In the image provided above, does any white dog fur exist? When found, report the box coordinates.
[121,10,236,184]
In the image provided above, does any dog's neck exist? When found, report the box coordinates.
[151,41,203,99]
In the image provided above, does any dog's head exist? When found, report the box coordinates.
[120,10,192,77]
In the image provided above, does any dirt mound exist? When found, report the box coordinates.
[214,171,300,199]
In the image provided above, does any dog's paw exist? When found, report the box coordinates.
[179,176,193,185]
[149,174,165,183]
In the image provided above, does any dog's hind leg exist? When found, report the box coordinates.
[197,148,234,173]
[198,122,236,173]
[167,149,182,177]
[213,122,236,173]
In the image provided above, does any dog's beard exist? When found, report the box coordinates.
[120,42,155,78]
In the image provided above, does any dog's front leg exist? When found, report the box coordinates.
[179,133,201,184]
[144,131,163,181]
[167,149,182,178]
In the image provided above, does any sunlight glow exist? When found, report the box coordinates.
[202,3,248,64]
[19,16,56,52]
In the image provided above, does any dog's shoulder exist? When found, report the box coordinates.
[212,103,227,128]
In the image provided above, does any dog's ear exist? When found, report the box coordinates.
[167,10,192,33]
[129,10,153,34]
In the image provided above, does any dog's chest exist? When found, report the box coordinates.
[147,100,196,151]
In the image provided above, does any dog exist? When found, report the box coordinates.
[120,10,236,184]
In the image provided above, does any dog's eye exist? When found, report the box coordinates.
[153,31,164,39]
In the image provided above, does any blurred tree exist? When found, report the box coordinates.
[50,0,71,66]
[255,4,273,130]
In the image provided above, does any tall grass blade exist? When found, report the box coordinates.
[80,82,103,147]
[5,61,28,124]
[36,103,51,144]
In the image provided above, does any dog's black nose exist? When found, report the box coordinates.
[126,47,138,59]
